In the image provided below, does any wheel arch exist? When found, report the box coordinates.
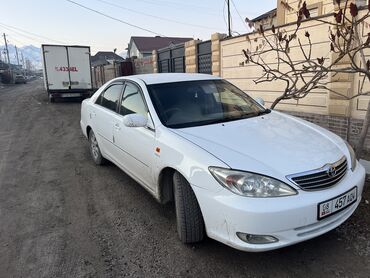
[157,167,176,204]
[157,166,205,205]
[86,125,92,138]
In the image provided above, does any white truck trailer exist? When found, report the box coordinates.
[42,44,93,102]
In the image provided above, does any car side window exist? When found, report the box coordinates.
[98,84,123,112]
[120,83,147,116]
[95,91,103,105]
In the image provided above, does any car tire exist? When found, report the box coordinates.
[49,94,55,103]
[173,171,205,243]
[88,129,106,165]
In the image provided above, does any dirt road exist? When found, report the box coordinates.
[0,80,369,277]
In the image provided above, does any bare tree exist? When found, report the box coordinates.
[243,0,370,156]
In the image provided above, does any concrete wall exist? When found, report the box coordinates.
[284,0,334,23]
[133,57,153,74]
[92,63,121,89]
[184,40,200,73]
[220,17,332,115]
[211,33,227,76]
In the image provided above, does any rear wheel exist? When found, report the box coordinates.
[173,171,205,243]
[89,129,106,165]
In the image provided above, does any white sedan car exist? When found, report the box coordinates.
[80,73,365,252]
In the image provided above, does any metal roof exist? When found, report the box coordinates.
[251,8,277,22]
[130,36,193,52]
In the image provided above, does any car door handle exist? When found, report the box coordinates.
[114,123,121,130]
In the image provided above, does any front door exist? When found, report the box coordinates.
[112,82,156,190]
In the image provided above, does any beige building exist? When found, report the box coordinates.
[251,8,277,31]
[220,0,370,118]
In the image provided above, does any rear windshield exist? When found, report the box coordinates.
[147,80,266,128]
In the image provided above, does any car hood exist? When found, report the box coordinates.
[171,111,346,180]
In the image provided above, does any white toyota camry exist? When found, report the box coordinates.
[80,73,365,252]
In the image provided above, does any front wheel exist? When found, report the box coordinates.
[173,172,205,243]
[49,94,55,103]
[89,130,106,165]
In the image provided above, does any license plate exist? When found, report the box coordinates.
[318,187,357,220]
[62,93,81,98]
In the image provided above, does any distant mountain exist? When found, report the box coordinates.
[0,44,42,69]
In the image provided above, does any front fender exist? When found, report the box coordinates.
[154,127,228,193]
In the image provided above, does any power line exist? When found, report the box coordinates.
[65,0,165,37]
[230,0,249,30]
[134,0,222,17]
[2,27,124,54]
[5,34,30,46]
[0,24,45,44]
[0,22,66,44]
[94,0,218,30]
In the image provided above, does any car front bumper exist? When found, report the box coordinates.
[192,163,366,252]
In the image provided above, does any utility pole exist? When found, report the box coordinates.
[3,33,12,80]
[21,52,24,68]
[227,0,231,37]
[3,33,11,66]
[15,45,20,66]
[21,52,25,76]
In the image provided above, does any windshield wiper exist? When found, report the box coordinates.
[239,109,271,119]
[257,108,271,116]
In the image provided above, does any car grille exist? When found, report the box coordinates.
[286,156,347,191]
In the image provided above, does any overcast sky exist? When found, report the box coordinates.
[0,0,276,54]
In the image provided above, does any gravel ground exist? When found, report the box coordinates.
[0,80,369,278]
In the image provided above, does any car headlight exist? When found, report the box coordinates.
[209,167,297,197]
[345,141,357,171]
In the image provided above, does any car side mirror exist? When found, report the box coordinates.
[123,114,148,128]
[255,97,265,107]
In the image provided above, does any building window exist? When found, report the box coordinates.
[309,7,319,17]
[356,0,367,7]
[307,3,322,18]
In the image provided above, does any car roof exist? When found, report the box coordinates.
[120,73,221,85]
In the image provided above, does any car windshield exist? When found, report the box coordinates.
[147,79,268,128]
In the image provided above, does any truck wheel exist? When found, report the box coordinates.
[173,171,205,243]
[88,129,106,165]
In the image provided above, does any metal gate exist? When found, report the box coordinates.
[197,40,212,74]
[158,44,185,73]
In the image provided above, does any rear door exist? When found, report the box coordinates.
[43,45,69,90]
[92,83,124,160]
[67,47,92,90]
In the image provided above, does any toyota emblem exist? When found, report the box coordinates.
[327,166,337,177]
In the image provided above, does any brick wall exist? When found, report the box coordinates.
[184,40,200,73]
[285,111,370,151]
